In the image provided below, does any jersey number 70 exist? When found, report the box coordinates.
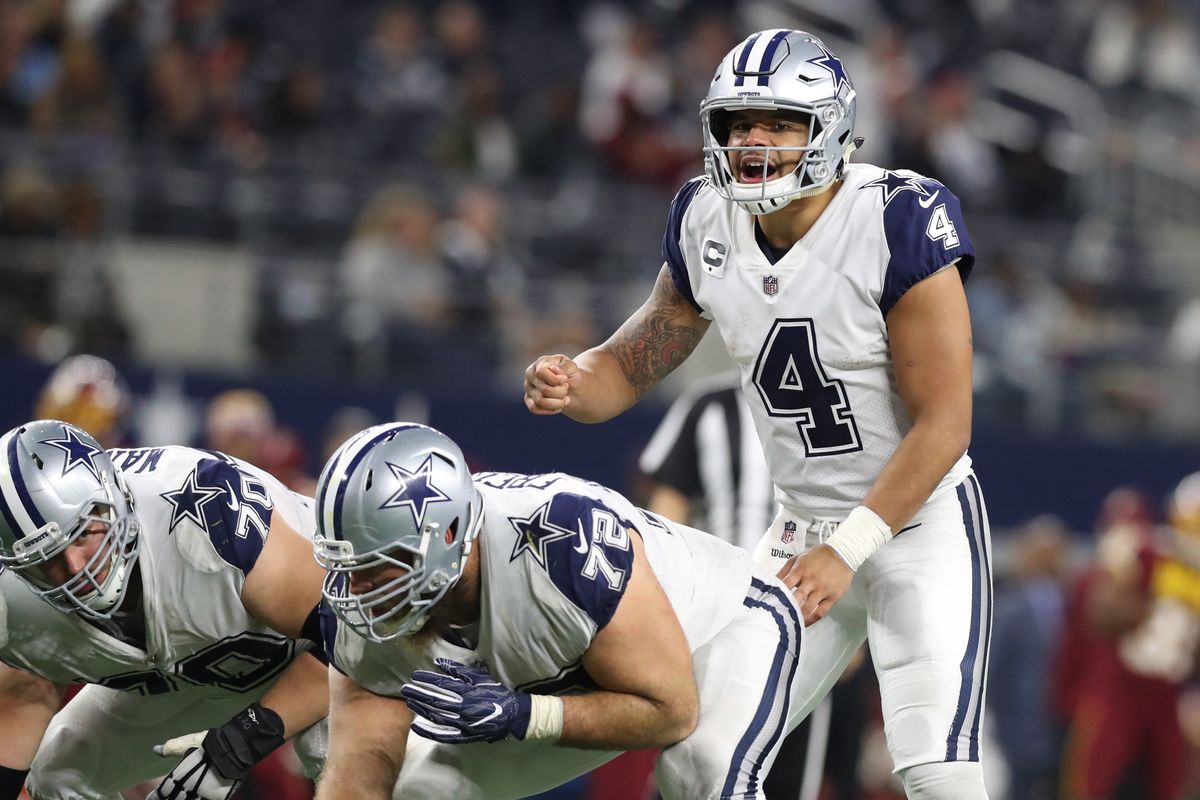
[752,319,863,457]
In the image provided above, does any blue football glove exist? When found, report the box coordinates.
[400,658,532,744]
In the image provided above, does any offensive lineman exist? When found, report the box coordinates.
[0,420,328,800]
[314,422,802,800]
[524,30,992,798]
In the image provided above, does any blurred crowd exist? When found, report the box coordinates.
[1,0,1199,437]
[988,481,1200,800]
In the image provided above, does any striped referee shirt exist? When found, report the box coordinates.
[639,373,777,552]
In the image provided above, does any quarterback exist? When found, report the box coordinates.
[525,30,992,798]
[314,422,802,800]
[0,420,329,800]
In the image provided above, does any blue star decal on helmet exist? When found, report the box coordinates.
[380,456,451,527]
[159,467,224,535]
[40,428,105,482]
[507,501,579,569]
[861,170,936,206]
[806,43,850,96]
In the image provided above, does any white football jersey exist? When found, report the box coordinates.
[0,445,317,696]
[327,472,755,697]
[663,163,976,517]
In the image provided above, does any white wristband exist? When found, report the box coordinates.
[825,505,892,572]
[524,694,564,743]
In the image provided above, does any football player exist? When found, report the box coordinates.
[0,420,329,800]
[313,422,802,800]
[524,30,990,799]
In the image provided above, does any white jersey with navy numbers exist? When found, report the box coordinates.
[326,471,756,698]
[663,163,976,517]
[0,445,317,696]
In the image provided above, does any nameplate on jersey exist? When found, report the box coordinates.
[701,239,727,277]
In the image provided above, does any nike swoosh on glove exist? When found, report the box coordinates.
[400,658,532,744]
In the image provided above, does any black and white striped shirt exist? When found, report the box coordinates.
[639,373,776,551]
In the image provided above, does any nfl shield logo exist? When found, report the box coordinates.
[762,275,779,296]
[781,520,797,545]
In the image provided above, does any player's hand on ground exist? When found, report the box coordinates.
[147,732,240,800]
[401,658,532,744]
[524,355,579,415]
[777,545,854,626]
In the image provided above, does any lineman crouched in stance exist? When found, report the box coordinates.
[0,420,329,800]
[314,422,803,800]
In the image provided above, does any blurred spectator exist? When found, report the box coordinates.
[320,405,378,464]
[204,387,313,491]
[205,387,275,464]
[579,14,692,185]
[356,4,449,157]
[431,59,517,181]
[146,40,209,153]
[339,184,451,378]
[53,175,131,357]
[439,185,526,366]
[1084,0,1200,103]
[1055,483,1197,800]
[988,514,1070,800]
[34,353,130,447]
[29,35,120,137]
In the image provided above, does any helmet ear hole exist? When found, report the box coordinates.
[445,520,458,546]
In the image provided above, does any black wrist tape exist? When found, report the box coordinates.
[202,702,286,780]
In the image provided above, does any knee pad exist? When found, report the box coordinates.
[899,761,990,800]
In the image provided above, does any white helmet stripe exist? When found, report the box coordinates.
[319,423,424,542]
[0,429,40,534]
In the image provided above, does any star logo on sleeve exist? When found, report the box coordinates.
[507,502,578,569]
[861,170,935,206]
[380,456,451,527]
[806,43,850,96]
[159,467,224,535]
[39,428,105,482]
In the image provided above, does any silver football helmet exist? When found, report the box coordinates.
[313,422,483,642]
[0,420,141,619]
[701,29,859,214]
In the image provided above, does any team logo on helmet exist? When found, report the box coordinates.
[763,275,779,296]
[39,427,105,481]
[805,43,851,96]
[380,455,452,526]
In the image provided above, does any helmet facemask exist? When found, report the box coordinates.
[316,509,482,643]
[702,98,855,215]
[313,422,485,644]
[0,421,142,621]
[18,498,141,618]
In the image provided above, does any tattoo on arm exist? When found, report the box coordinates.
[603,266,708,399]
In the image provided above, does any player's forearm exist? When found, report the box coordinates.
[558,689,697,750]
[561,347,641,423]
[862,415,970,531]
[0,666,63,769]
[257,652,329,738]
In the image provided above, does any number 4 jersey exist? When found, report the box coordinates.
[0,445,317,696]
[664,164,976,518]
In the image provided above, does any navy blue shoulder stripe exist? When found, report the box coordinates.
[661,177,707,314]
[879,181,975,317]
[190,458,274,576]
